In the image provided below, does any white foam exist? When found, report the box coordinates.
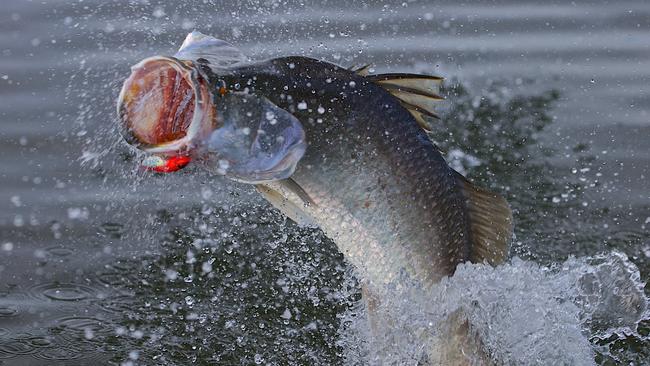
[339,252,648,365]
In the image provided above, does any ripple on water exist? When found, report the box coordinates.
[0,307,19,317]
[97,294,135,314]
[56,316,110,334]
[45,246,74,257]
[28,283,96,302]
[0,340,36,359]
[99,222,125,238]
[0,322,108,362]
[110,258,140,272]
[51,317,111,352]
[32,344,84,361]
[27,336,53,348]
[96,271,138,287]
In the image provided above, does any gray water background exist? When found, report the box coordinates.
[0,0,648,364]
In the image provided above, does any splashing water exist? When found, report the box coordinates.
[64,76,648,365]
[339,252,648,365]
[0,2,640,363]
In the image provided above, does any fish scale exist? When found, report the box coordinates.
[229,60,474,287]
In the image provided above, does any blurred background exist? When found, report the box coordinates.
[0,0,648,364]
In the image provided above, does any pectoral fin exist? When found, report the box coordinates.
[455,172,513,265]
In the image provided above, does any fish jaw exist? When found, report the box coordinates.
[116,55,216,171]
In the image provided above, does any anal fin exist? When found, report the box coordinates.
[455,172,513,265]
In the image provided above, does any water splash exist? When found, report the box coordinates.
[339,252,648,365]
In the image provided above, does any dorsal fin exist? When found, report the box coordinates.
[349,64,372,76]
[366,73,444,132]
[454,172,513,265]
[175,31,248,67]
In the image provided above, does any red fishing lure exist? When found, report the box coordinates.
[141,155,191,173]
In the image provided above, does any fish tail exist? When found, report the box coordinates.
[454,172,514,265]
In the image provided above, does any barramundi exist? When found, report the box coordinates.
[117,31,513,364]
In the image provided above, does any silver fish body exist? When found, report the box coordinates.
[217,57,474,288]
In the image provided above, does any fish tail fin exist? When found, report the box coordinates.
[366,73,444,132]
[455,172,513,265]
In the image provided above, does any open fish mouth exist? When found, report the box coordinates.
[116,33,306,181]
[117,56,215,170]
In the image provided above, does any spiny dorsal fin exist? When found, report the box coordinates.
[407,108,434,132]
[401,103,440,132]
[366,73,444,131]
[454,172,513,265]
[367,73,443,95]
[175,31,248,67]
[349,64,372,76]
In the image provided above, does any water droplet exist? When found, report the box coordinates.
[185,296,195,306]
[9,196,21,207]
[128,350,139,360]
[84,328,94,340]
[152,7,165,18]
[67,207,89,220]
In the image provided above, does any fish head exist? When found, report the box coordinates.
[117,32,306,181]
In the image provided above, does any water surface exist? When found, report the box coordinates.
[1,1,648,364]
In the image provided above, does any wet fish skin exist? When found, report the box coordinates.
[212,57,475,288]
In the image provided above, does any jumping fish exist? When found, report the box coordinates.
[117,32,513,364]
